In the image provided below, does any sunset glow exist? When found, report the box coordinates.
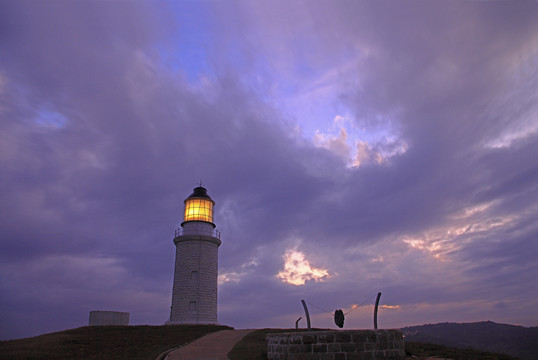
[277,250,331,286]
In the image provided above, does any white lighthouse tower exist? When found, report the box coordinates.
[168,186,221,324]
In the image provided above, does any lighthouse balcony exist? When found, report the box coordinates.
[175,226,220,239]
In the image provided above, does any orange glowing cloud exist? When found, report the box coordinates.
[277,249,331,286]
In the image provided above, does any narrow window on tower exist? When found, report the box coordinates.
[189,301,197,311]
[191,271,198,281]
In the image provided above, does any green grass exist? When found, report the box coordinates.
[227,329,520,360]
[0,324,232,360]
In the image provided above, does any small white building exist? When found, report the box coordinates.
[89,311,129,326]
[167,186,221,325]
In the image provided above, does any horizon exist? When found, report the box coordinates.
[1,0,537,340]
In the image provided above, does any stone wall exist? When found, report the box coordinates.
[266,330,405,360]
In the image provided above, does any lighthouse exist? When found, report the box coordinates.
[168,186,221,324]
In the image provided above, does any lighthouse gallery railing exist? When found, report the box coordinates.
[175,227,221,239]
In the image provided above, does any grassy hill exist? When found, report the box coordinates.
[0,324,522,360]
[0,324,231,360]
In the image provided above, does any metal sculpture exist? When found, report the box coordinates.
[334,309,344,328]
[301,300,311,331]
[374,292,381,329]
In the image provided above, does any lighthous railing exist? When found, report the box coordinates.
[175,226,221,239]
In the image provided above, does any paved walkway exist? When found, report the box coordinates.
[164,329,254,360]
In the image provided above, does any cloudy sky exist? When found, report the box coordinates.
[1,0,537,340]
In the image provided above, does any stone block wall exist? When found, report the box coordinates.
[266,330,405,360]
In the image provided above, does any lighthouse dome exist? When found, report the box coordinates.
[186,186,214,202]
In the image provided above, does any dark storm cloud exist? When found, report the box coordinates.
[1,0,537,339]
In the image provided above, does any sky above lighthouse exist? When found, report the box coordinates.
[1,0,538,340]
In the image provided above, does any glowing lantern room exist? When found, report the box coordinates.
[182,186,215,226]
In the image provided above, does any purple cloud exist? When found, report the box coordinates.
[1,0,537,339]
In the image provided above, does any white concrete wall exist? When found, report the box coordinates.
[89,311,129,326]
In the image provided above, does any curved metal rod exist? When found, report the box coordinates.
[374,292,381,329]
[301,300,311,331]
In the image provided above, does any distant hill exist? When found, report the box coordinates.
[402,321,538,360]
